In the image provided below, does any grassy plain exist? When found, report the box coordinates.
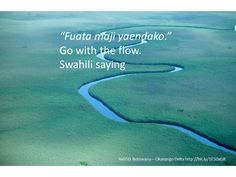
[0,12,236,165]
[94,26,236,149]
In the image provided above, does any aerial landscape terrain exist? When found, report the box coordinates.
[0,12,236,165]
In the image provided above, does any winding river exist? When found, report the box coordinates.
[79,26,236,156]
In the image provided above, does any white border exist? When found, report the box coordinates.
[0,0,236,11]
[0,0,235,176]
[0,166,235,177]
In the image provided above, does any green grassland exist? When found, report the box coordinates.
[0,12,236,165]
[94,26,236,149]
